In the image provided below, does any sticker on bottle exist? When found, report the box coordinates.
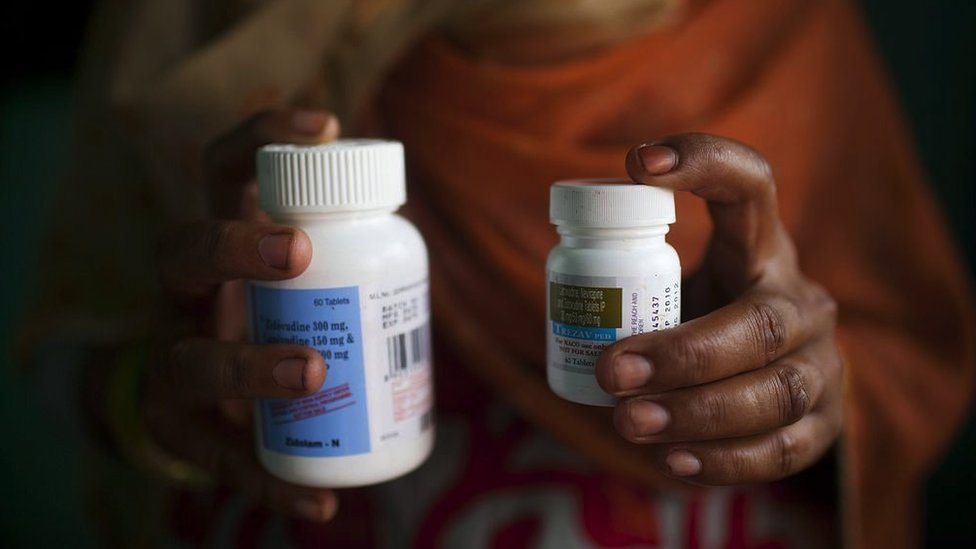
[250,277,432,458]
[547,271,680,404]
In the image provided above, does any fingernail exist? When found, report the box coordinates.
[259,233,292,269]
[273,358,307,391]
[637,144,678,175]
[294,494,338,521]
[322,115,340,139]
[291,110,329,134]
[612,354,652,390]
[629,399,669,435]
[294,497,326,521]
[666,450,702,476]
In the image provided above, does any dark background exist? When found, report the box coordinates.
[0,1,973,547]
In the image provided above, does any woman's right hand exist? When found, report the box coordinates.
[143,109,341,521]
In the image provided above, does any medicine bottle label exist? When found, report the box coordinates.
[547,272,680,404]
[251,278,432,457]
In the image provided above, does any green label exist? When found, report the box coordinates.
[549,283,622,328]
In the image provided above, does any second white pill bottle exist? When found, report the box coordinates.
[249,140,434,487]
[547,180,681,406]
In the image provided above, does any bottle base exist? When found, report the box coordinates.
[548,373,617,407]
[257,429,435,488]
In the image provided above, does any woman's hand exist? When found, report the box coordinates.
[595,133,843,485]
[144,109,342,520]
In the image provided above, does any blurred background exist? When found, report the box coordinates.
[0,1,972,547]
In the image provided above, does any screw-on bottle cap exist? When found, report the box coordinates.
[257,139,406,214]
[550,179,675,228]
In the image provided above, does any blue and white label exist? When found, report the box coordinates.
[251,285,369,457]
[250,277,433,458]
[547,272,681,406]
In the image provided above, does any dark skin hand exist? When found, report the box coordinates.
[139,111,838,522]
[144,109,342,521]
[595,134,843,485]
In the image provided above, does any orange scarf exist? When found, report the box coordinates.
[374,1,976,547]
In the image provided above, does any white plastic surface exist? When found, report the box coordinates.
[253,213,434,487]
[251,140,433,487]
[550,179,675,229]
[257,140,406,214]
[546,181,680,407]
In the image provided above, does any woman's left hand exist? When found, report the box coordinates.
[595,133,843,485]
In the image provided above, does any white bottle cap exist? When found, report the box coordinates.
[550,179,675,228]
[257,139,406,214]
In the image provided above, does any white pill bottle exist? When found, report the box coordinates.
[249,140,434,487]
[546,180,681,406]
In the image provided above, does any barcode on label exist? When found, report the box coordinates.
[386,323,430,379]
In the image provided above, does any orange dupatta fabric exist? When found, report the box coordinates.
[373,1,976,548]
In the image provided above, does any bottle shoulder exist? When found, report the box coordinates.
[547,242,680,277]
[263,213,428,288]
[292,212,418,237]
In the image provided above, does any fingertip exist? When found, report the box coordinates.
[289,110,341,143]
[303,352,327,393]
[596,345,654,394]
[258,233,293,270]
[612,402,639,442]
[628,143,678,182]
[294,491,339,522]
[639,144,679,175]
[625,147,648,183]
[613,354,654,393]
[612,399,662,443]
[594,350,618,393]
[665,450,702,477]
[323,491,340,520]
[290,110,330,135]
[629,399,669,436]
[322,114,341,141]
[257,228,311,276]
[272,357,310,392]
[269,349,325,395]
[287,228,313,274]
